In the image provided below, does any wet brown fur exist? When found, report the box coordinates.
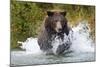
[38,11,70,53]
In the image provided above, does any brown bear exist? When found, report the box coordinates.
[38,10,71,55]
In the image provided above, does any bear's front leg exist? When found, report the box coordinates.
[56,43,70,55]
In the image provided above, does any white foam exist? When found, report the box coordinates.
[18,37,42,54]
[70,21,95,53]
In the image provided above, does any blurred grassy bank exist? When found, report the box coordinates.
[11,0,95,49]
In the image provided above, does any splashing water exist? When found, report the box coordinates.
[18,21,95,54]
[11,21,95,66]
[18,38,42,54]
[70,21,95,53]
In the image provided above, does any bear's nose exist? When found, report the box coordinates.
[58,28,62,32]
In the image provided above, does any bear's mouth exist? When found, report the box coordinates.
[55,28,63,33]
[55,21,62,33]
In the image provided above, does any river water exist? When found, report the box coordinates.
[11,21,95,66]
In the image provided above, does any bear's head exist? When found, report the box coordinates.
[45,11,69,35]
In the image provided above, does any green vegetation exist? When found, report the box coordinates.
[11,0,95,49]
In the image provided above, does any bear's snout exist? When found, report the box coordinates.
[55,21,62,33]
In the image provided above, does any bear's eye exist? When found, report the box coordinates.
[61,20,65,22]
[61,20,64,22]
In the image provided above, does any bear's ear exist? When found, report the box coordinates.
[47,11,54,16]
[60,11,66,16]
